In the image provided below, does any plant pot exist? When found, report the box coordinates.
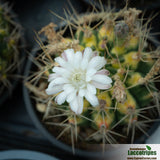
[0,150,57,160]
[23,6,160,159]
[23,41,160,159]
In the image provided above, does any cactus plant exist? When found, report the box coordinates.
[26,4,160,152]
[0,2,21,96]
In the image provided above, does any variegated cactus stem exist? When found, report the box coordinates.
[26,4,160,151]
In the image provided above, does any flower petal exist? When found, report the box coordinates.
[92,74,112,85]
[85,91,99,106]
[83,47,93,61]
[87,83,96,95]
[53,67,67,75]
[86,68,97,82]
[80,58,89,70]
[66,91,77,103]
[91,81,112,90]
[74,51,82,68]
[61,52,67,61]
[50,77,68,86]
[47,80,56,88]
[46,85,63,95]
[92,51,99,57]
[48,73,59,82]
[63,84,75,94]
[96,69,110,76]
[64,49,74,63]
[77,96,84,114]
[70,96,84,115]
[55,57,67,68]
[52,67,70,77]
[55,91,67,105]
[70,97,79,114]
[79,89,86,97]
[88,56,106,70]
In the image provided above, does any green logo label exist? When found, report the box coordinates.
[128,145,157,156]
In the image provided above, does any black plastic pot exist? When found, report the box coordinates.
[0,150,57,160]
[23,3,160,156]
[23,40,160,159]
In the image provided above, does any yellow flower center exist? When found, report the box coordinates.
[71,71,86,89]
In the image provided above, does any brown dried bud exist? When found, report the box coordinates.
[45,39,79,55]
[112,75,127,104]
[39,23,61,42]
[124,8,141,30]
[114,22,129,39]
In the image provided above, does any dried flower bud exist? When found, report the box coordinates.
[112,75,127,104]
[114,22,129,39]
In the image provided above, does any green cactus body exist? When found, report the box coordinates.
[27,6,160,150]
[73,17,155,130]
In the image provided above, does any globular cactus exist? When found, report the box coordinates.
[26,5,160,152]
[0,2,21,95]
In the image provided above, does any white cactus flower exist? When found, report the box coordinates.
[46,47,112,114]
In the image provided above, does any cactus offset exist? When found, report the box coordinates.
[26,4,160,152]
